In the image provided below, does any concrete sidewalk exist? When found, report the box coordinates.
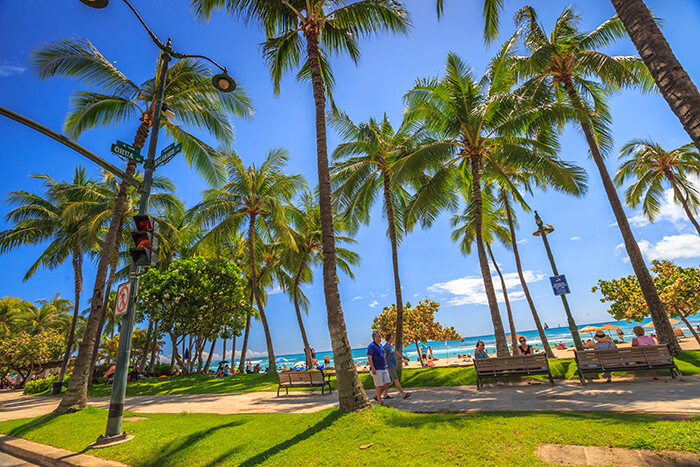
[1,375,698,422]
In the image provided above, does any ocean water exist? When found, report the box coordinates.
[232,316,700,370]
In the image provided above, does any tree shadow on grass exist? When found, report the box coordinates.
[236,410,345,467]
[6,414,58,438]
[140,420,245,467]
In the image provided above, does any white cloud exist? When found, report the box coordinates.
[0,64,25,77]
[570,236,581,241]
[628,182,698,229]
[351,295,364,301]
[517,239,528,245]
[368,300,379,308]
[427,270,546,306]
[380,293,388,298]
[637,234,700,260]
[266,285,283,295]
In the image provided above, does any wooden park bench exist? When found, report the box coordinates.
[277,370,331,396]
[574,344,682,384]
[474,354,553,389]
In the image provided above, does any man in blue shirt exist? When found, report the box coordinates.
[367,330,390,406]
[382,333,411,400]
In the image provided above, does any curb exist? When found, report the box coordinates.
[0,434,128,467]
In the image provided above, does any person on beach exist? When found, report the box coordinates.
[368,330,391,406]
[475,340,489,359]
[594,331,616,382]
[324,354,331,367]
[428,346,434,361]
[246,359,252,374]
[616,328,625,343]
[518,337,534,355]
[381,333,412,400]
[631,325,658,378]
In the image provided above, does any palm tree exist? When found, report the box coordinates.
[330,112,424,367]
[515,6,680,353]
[610,0,700,154]
[404,41,564,356]
[0,297,35,339]
[21,294,72,335]
[190,149,304,373]
[0,169,101,391]
[193,0,410,412]
[450,179,519,354]
[32,38,253,413]
[282,193,360,368]
[436,0,505,43]
[615,139,700,235]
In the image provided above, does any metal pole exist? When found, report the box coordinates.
[101,46,171,442]
[534,211,583,351]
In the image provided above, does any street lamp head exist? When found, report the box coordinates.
[212,72,236,93]
[80,0,109,8]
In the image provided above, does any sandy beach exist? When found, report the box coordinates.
[354,335,700,372]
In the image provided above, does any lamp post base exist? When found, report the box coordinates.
[89,433,134,449]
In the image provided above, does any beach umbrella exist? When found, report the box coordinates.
[579,325,600,338]
[275,357,288,363]
[643,319,680,328]
[599,323,622,338]
[504,333,526,341]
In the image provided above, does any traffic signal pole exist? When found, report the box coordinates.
[99,48,170,444]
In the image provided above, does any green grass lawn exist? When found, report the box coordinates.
[0,408,698,466]
[32,351,700,397]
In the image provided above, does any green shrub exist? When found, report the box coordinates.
[150,362,172,377]
[23,373,71,395]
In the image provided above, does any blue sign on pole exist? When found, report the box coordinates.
[550,274,570,296]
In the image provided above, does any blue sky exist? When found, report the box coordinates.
[1,0,700,360]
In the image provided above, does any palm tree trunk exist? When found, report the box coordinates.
[665,171,700,235]
[470,155,509,356]
[293,253,313,368]
[238,312,252,374]
[148,321,159,376]
[169,332,177,374]
[231,334,237,369]
[305,29,370,411]
[562,79,680,355]
[88,228,122,384]
[204,338,217,374]
[222,337,227,364]
[611,0,700,153]
[138,318,153,373]
[382,172,406,370]
[503,196,554,358]
[55,249,83,393]
[247,216,276,373]
[486,243,518,356]
[675,308,700,347]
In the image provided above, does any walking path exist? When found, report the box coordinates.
[2,375,698,422]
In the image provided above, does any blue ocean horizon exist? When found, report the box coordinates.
[232,316,700,370]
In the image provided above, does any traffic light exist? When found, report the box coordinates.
[130,214,158,267]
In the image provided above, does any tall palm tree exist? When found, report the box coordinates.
[515,6,679,353]
[282,193,360,368]
[404,42,565,356]
[192,0,410,412]
[450,179,519,354]
[436,0,505,43]
[32,38,253,413]
[190,150,304,373]
[615,139,700,235]
[610,0,700,154]
[331,112,424,367]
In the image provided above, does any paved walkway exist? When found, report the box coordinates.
[1,375,698,422]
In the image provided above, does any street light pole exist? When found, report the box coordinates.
[81,0,236,447]
[532,211,583,351]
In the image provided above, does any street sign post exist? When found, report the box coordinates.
[155,142,182,167]
[550,274,571,296]
[115,282,131,317]
[111,140,143,163]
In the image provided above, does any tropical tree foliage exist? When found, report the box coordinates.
[0,331,65,388]
[615,139,700,234]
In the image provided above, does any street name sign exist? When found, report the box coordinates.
[115,282,131,317]
[155,142,182,167]
[111,140,143,162]
[550,274,571,296]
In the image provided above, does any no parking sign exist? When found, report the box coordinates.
[115,282,131,317]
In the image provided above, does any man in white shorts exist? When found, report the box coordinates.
[367,330,391,406]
